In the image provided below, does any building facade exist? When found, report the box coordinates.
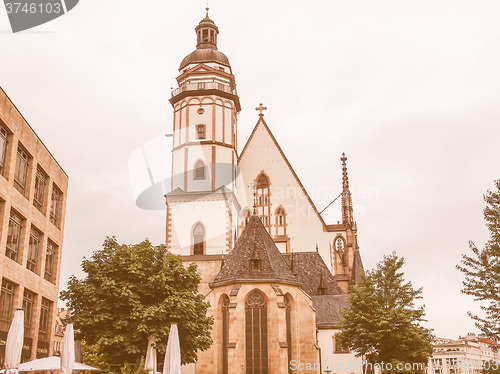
[165,10,365,374]
[428,333,500,374]
[0,87,68,364]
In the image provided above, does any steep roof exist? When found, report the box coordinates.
[282,252,343,296]
[313,295,349,329]
[210,215,301,287]
[351,250,365,284]
[238,117,329,231]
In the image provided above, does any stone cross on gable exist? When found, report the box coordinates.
[256,103,267,116]
[249,180,257,214]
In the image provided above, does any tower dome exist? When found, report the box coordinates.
[179,10,231,70]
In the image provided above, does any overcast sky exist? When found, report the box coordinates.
[1,0,499,339]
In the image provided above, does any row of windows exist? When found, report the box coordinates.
[0,123,63,229]
[0,278,53,341]
[5,208,59,283]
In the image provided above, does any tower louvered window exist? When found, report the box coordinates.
[255,172,271,233]
[245,291,268,374]
[275,206,286,237]
[193,223,205,255]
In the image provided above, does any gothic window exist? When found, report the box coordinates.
[14,145,29,196]
[245,290,268,374]
[285,294,293,374]
[0,279,16,332]
[194,160,206,180]
[33,166,47,212]
[275,206,286,236]
[196,124,206,139]
[255,172,271,233]
[222,295,229,374]
[27,226,41,274]
[6,210,22,262]
[336,237,346,266]
[240,208,251,232]
[193,223,205,255]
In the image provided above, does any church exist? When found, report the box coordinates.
[164,10,365,374]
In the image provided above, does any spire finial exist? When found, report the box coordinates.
[250,180,257,214]
[256,103,267,117]
[205,0,209,16]
[341,153,354,226]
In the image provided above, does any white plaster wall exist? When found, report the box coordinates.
[318,329,364,374]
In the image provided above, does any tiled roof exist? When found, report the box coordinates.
[351,250,365,284]
[210,215,301,287]
[282,252,343,296]
[313,295,349,329]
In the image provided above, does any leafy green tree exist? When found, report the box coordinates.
[336,252,433,374]
[60,237,213,366]
[457,180,500,341]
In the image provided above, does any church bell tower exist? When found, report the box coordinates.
[166,9,241,256]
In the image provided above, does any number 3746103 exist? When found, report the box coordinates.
[5,2,62,14]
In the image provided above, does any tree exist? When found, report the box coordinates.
[336,252,433,373]
[60,237,213,366]
[457,179,500,341]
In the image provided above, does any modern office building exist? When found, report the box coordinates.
[0,86,68,364]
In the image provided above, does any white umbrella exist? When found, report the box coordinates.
[18,357,100,372]
[162,324,180,374]
[144,337,157,374]
[61,324,75,374]
[4,308,24,370]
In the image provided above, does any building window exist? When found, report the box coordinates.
[240,208,251,232]
[334,333,349,354]
[196,124,206,139]
[336,237,346,266]
[222,295,229,374]
[44,240,57,283]
[285,295,293,374]
[33,167,47,212]
[245,290,268,374]
[6,210,22,262]
[0,125,8,177]
[50,184,62,228]
[23,289,35,338]
[38,298,52,342]
[194,160,206,180]
[0,279,16,332]
[275,206,286,236]
[193,223,205,255]
[198,82,205,90]
[255,172,271,233]
[27,226,41,274]
[14,146,29,196]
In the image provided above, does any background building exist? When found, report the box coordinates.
[428,333,500,374]
[0,87,68,364]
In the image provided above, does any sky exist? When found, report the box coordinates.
[0,0,499,339]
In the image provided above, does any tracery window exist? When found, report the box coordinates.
[335,237,346,266]
[222,295,229,374]
[245,290,268,374]
[285,295,293,374]
[240,208,251,232]
[255,172,271,233]
[275,206,286,236]
[193,223,205,255]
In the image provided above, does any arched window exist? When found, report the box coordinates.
[193,223,205,255]
[194,160,206,180]
[245,290,268,374]
[240,208,251,232]
[222,295,229,374]
[255,172,271,233]
[335,237,346,266]
[275,206,286,237]
[285,294,293,374]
